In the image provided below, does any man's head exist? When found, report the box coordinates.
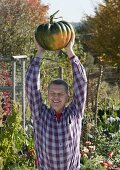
[48,79,69,113]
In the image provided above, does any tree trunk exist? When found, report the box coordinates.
[117,66,120,99]
[58,66,63,79]
[86,71,89,109]
[94,65,103,126]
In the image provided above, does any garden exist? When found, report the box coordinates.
[0,0,120,169]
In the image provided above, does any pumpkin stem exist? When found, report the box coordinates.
[50,10,59,24]
[54,16,63,20]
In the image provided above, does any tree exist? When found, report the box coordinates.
[79,0,120,66]
[0,0,49,57]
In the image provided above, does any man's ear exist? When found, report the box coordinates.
[68,91,71,97]
[65,91,70,103]
[67,90,73,104]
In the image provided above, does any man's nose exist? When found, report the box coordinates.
[53,93,59,98]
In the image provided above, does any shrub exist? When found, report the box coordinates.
[0,103,36,169]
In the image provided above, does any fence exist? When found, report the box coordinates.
[0,55,27,131]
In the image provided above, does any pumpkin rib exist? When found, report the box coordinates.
[58,22,68,48]
[63,22,72,46]
[60,20,74,37]
[60,21,74,32]
[52,22,64,49]
[44,23,64,50]
[60,21,72,46]
[42,24,53,50]
[43,24,56,50]
[35,24,48,49]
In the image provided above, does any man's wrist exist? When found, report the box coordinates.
[68,52,76,59]
[67,51,76,59]
[69,55,75,60]
[36,52,43,58]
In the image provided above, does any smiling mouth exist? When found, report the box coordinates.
[52,99,61,102]
[53,101,60,104]
[52,100,61,105]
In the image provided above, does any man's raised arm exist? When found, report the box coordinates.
[25,41,45,121]
[65,32,87,117]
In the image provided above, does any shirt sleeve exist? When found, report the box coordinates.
[70,56,87,118]
[25,56,45,121]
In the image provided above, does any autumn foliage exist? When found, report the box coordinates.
[79,0,120,66]
[0,63,12,126]
[0,0,49,57]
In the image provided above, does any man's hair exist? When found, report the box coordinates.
[48,79,69,93]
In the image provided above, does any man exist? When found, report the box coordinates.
[26,32,87,170]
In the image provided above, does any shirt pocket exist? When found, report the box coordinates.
[64,119,75,141]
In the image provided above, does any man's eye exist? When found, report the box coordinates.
[50,93,56,96]
[51,93,55,96]
[50,93,64,97]
[58,93,64,97]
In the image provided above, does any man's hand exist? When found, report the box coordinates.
[34,38,45,57]
[64,32,76,59]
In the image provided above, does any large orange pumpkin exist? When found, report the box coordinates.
[35,11,74,51]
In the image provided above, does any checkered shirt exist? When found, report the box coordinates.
[26,56,87,170]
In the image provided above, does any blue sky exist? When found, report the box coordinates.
[42,0,103,22]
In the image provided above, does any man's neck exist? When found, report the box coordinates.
[55,112,61,122]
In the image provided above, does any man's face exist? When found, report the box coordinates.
[48,84,68,113]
